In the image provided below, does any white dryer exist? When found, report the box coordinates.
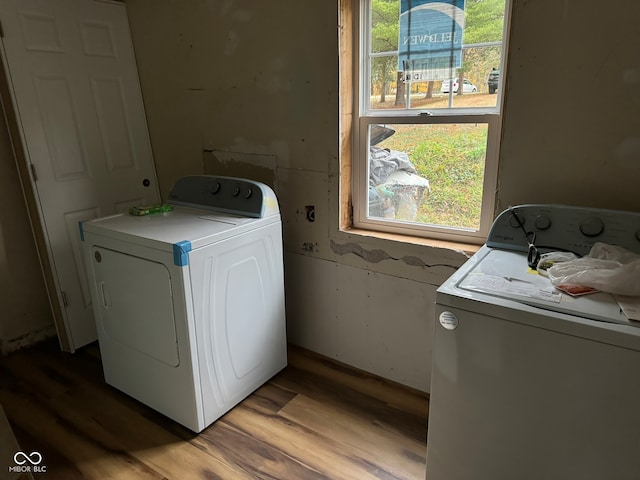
[80,175,287,432]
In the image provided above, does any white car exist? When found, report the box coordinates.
[440,78,478,94]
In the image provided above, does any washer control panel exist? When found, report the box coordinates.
[487,204,640,256]
[167,175,278,218]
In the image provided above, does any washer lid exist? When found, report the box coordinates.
[455,248,632,327]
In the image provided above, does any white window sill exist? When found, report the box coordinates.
[340,227,481,257]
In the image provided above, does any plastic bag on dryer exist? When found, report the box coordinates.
[547,242,640,296]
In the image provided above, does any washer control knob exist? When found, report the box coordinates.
[211,181,221,194]
[245,187,253,199]
[232,185,241,197]
[535,214,552,230]
[580,217,604,237]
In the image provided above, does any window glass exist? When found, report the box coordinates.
[367,122,487,230]
[354,0,510,243]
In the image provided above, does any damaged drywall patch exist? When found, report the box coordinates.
[203,150,277,186]
[302,242,319,253]
[330,240,460,270]
[331,240,391,263]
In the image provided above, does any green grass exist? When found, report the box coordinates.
[377,123,487,229]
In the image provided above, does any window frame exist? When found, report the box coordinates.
[351,0,512,245]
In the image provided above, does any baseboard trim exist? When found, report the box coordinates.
[1,325,58,356]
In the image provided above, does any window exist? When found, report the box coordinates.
[351,0,511,244]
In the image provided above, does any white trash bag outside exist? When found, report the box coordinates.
[547,242,640,296]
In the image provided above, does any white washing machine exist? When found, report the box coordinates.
[428,204,640,480]
[80,175,287,432]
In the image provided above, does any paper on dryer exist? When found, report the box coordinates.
[615,296,640,322]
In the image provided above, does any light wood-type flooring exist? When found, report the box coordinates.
[0,340,428,479]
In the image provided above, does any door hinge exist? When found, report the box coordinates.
[30,163,38,181]
[61,291,69,307]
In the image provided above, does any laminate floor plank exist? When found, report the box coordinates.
[243,382,298,414]
[195,419,331,480]
[279,395,425,480]
[0,340,428,480]
[57,386,251,480]
[221,402,390,480]
[286,345,428,419]
[274,365,427,445]
[9,423,85,480]
[0,387,163,480]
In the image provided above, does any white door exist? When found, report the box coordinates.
[0,0,160,351]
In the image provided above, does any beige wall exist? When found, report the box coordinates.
[1,0,638,388]
[0,108,52,354]
[498,0,640,212]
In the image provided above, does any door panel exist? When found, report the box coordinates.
[0,0,160,351]
[91,247,179,367]
[35,75,88,180]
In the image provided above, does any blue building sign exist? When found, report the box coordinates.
[398,0,466,81]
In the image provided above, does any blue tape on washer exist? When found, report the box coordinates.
[173,240,192,266]
[78,221,85,241]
